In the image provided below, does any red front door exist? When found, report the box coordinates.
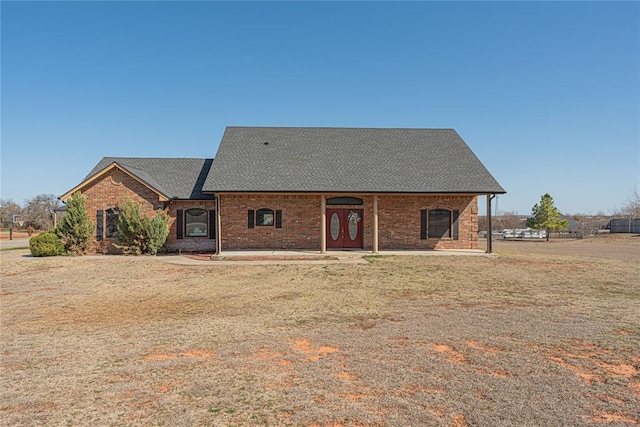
[326,208,363,249]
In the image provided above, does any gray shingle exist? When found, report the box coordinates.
[85,158,214,199]
[203,127,505,194]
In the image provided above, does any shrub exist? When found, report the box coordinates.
[29,230,65,257]
[56,192,94,255]
[115,200,170,255]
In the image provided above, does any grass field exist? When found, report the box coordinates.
[1,236,639,426]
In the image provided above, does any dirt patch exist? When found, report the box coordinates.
[591,413,638,424]
[598,362,638,378]
[465,340,502,354]
[294,338,340,357]
[429,343,467,365]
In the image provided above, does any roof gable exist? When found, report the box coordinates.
[203,127,505,194]
[61,157,214,201]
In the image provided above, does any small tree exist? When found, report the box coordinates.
[115,200,170,255]
[56,192,95,255]
[526,193,568,241]
[0,199,22,230]
[616,188,640,218]
[495,211,525,231]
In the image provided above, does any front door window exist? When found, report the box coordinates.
[347,210,360,240]
[330,212,340,241]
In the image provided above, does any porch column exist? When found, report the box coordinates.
[320,195,326,254]
[373,195,379,254]
[486,194,493,254]
[216,195,222,254]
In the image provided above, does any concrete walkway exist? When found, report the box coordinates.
[158,248,488,266]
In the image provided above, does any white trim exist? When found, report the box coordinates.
[60,163,170,202]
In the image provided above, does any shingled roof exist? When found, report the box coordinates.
[82,157,214,200]
[203,127,505,194]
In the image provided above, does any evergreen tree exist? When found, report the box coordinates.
[56,192,95,254]
[525,193,568,241]
[115,199,169,255]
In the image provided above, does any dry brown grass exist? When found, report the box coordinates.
[1,235,639,426]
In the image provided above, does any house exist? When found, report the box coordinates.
[60,127,506,253]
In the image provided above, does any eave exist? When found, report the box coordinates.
[59,162,170,202]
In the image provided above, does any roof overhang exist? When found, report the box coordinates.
[59,162,170,202]
[210,191,505,196]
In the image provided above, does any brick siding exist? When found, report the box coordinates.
[80,174,478,253]
[220,194,320,250]
[378,195,478,250]
[219,193,478,251]
[166,200,217,252]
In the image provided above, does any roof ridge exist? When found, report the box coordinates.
[225,126,455,131]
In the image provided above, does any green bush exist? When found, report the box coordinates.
[56,192,94,255]
[115,200,170,255]
[29,230,65,257]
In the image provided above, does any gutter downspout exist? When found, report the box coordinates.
[487,194,495,254]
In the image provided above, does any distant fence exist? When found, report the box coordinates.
[609,218,640,234]
[548,230,586,239]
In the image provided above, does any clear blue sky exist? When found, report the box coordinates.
[2,1,638,215]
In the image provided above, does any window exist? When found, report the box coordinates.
[106,208,119,238]
[428,209,451,238]
[326,197,363,205]
[421,209,460,240]
[185,208,208,237]
[248,208,282,228]
[256,208,274,226]
[176,209,215,240]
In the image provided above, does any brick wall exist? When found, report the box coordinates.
[79,177,478,253]
[166,200,217,252]
[220,194,321,250]
[81,170,165,253]
[219,193,478,251]
[378,194,478,250]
